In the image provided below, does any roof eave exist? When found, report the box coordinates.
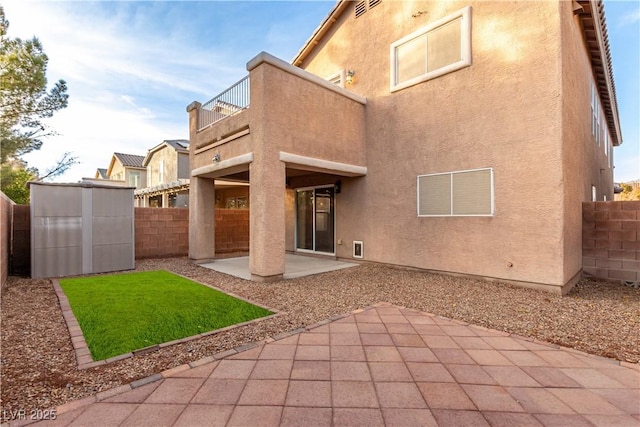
[142,141,189,167]
[292,0,349,67]
[577,0,623,146]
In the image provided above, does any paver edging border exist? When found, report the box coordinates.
[52,273,283,370]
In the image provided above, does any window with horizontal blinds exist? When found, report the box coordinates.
[418,173,451,216]
[391,6,471,92]
[418,168,493,217]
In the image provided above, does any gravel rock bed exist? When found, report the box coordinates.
[1,256,638,415]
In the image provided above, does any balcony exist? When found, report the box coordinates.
[188,52,368,180]
[198,76,250,131]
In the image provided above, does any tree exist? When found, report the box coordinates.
[0,5,75,201]
[619,183,640,201]
[0,161,36,204]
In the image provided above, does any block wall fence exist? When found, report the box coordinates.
[135,207,249,259]
[11,205,30,276]
[0,192,13,290]
[582,201,640,283]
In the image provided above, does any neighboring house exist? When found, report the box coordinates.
[186,0,621,293]
[106,153,146,189]
[135,140,191,208]
[95,168,108,179]
[134,139,250,208]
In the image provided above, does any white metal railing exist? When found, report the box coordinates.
[198,76,250,130]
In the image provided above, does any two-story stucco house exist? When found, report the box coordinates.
[106,153,147,189]
[134,140,191,208]
[187,0,621,294]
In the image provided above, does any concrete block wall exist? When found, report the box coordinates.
[583,201,640,283]
[135,208,190,259]
[135,207,249,259]
[215,209,250,254]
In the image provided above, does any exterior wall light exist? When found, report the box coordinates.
[346,70,355,85]
[212,153,220,162]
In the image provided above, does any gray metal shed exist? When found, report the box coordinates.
[30,182,135,278]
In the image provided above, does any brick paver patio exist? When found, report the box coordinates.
[28,303,640,426]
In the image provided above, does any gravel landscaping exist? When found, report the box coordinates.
[1,256,639,416]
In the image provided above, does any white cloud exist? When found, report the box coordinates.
[22,97,185,180]
[3,0,246,181]
[618,7,640,28]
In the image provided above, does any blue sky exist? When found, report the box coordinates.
[3,0,639,183]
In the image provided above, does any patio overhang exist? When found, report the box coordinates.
[191,153,254,179]
[279,152,367,177]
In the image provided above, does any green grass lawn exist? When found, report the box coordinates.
[59,270,273,360]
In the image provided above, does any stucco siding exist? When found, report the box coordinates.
[109,160,126,182]
[251,62,367,168]
[301,0,567,288]
[148,146,178,184]
[559,0,615,284]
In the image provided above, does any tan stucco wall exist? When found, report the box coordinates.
[301,0,569,289]
[250,62,366,168]
[147,146,179,185]
[188,0,615,291]
[109,160,126,182]
[191,112,253,173]
[559,0,616,285]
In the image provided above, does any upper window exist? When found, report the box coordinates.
[158,160,165,183]
[591,81,595,137]
[418,167,493,217]
[129,171,141,188]
[391,6,471,92]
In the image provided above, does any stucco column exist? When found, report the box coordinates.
[162,192,169,208]
[189,176,215,262]
[249,156,286,281]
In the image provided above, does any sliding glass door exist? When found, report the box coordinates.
[295,186,335,254]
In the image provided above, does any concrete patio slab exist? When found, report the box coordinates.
[24,304,640,427]
[200,254,358,280]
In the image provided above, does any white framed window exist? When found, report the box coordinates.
[129,171,141,188]
[591,80,602,146]
[147,166,152,186]
[596,110,601,146]
[609,142,614,169]
[591,81,597,138]
[418,167,494,217]
[158,160,164,183]
[326,70,345,88]
[390,6,471,92]
[592,185,597,202]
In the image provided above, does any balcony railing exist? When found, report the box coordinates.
[198,76,250,131]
